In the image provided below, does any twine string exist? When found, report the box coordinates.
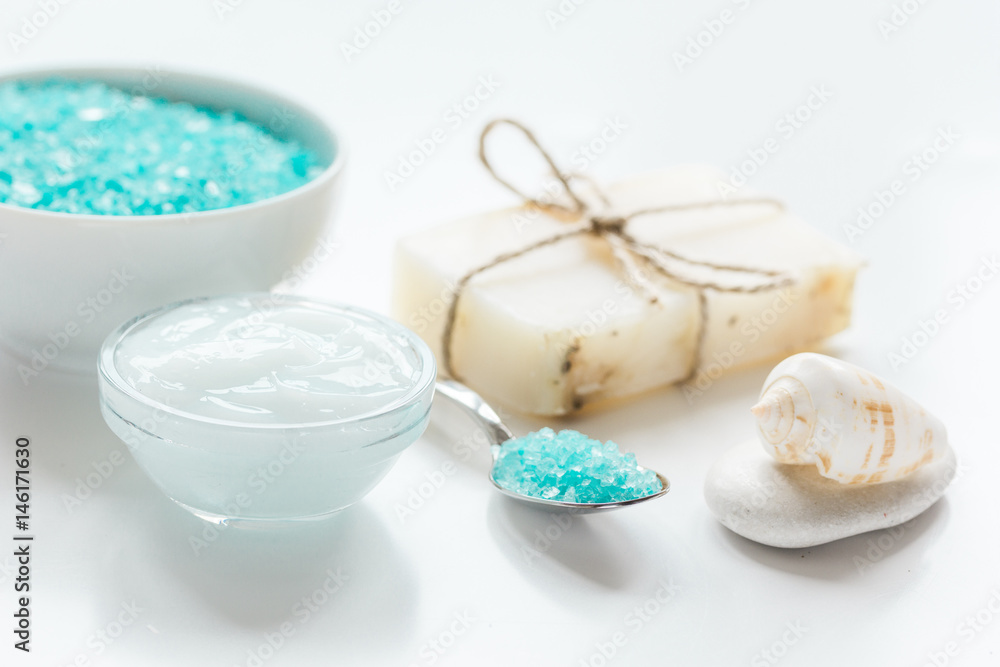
[479,119,587,217]
[442,119,794,390]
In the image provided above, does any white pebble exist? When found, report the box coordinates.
[704,440,957,548]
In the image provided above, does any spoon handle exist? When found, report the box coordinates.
[434,380,515,446]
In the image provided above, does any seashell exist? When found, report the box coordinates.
[751,353,949,485]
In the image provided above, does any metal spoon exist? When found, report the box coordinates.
[434,380,670,514]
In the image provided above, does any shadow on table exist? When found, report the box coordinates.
[0,354,418,645]
[0,352,420,650]
[118,490,420,639]
[711,497,951,580]
[486,493,654,600]
[0,353,128,483]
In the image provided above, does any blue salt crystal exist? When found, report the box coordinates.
[0,79,325,215]
[492,428,662,504]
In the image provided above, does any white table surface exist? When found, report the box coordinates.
[2,1,999,665]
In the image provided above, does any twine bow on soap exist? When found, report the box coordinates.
[442,119,795,388]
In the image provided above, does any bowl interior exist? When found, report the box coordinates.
[0,68,345,373]
[0,66,340,171]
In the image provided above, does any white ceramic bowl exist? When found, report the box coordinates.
[0,66,345,376]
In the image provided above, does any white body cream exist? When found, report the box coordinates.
[98,294,436,524]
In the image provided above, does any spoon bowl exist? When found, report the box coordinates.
[434,380,670,513]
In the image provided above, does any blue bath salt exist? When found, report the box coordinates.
[0,79,325,215]
[491,428,662,504]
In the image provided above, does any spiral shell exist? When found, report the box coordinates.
[751,353,948,484]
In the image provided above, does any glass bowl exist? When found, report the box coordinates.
[97,293,436,526]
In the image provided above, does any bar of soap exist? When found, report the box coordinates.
[392,166,863,415]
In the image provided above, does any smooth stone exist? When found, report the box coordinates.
[704,439,957,548]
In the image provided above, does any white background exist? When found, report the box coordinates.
[1,1,999,665]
